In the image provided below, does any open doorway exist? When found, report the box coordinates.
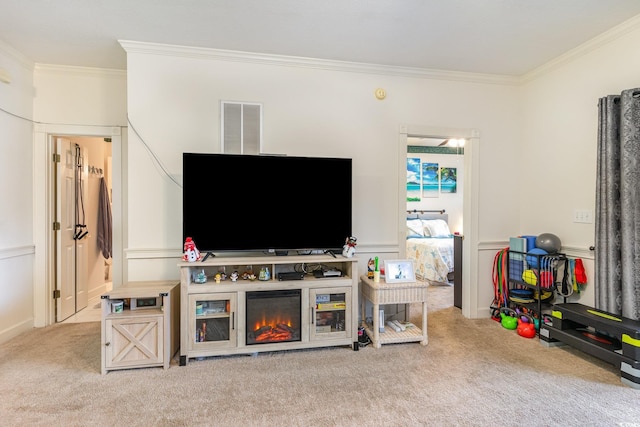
[398,124,480,318]
[54,135,113,322]
[33,124,123,328]
[410,136,463,289]
[402,134,464,311]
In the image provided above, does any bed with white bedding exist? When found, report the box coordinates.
[405,214,455,284]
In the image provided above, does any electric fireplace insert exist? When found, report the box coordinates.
[246,290,302,345]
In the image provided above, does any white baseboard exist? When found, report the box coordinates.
[0,318,34,345]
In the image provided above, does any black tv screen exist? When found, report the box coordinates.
[182,153,352,255]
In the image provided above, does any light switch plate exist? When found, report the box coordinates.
[573,209,593,223]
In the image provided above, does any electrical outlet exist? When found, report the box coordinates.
[573,209,593,223]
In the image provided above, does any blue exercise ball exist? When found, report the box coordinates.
[536,233,561,254]
[526,248,548,269]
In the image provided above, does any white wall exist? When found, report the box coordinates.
[122,44,523,298]
[0,41,35,341]
[33,65,127,127]
[520,17,640,306]
[521,24,640,249]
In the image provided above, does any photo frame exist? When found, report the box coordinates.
[384,259,416,283]
[440,167,457,193]
[407,158,421,202]
[421,162,439,198]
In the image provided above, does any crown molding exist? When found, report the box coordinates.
[0,39,34,72]
[119,40,519,86]
[522,13,640,83]
[34,63,126,78]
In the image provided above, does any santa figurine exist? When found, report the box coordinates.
[182,237,201,262]
[342,236,357,258]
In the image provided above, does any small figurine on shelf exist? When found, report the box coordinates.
[217,266,227,281]
[215,273,222,284]
[242,266,254,280]
[367,258,375,279]
[259,267,271,281]
[182,237,201,263]
[194,269,207,284]
[342,236,357,258]
[230,271,239,282]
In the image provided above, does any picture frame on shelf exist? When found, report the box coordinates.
[383,259,415,283]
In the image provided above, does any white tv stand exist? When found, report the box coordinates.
[178,254,358,365]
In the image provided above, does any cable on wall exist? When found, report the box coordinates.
[0,105,179,189]
[127,115,182,189]
[0,105,122,128]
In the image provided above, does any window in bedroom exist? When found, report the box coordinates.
[221,101,262,155]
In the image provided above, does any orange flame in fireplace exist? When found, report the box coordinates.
[251,314,295,342]
[254,315,292,331]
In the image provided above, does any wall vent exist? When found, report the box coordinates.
[221,101,262,154]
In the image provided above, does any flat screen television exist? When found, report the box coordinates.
[182,152,352,256]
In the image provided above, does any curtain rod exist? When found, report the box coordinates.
[406,209,446,214]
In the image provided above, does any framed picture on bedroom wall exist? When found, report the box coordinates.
[421,162,439,198]
[384,259,416,283]
[440,167,457,193]
[407,158,421,202]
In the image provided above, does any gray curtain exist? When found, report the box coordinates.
[595,88,640,320]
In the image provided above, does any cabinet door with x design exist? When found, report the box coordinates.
[100,280,179,374]
[104,314,164,370]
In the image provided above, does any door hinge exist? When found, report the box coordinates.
[52,153,60,163]
[53,222,60,231]
[53,289,61,299]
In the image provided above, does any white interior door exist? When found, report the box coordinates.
[56,137,76,321]
[56,138,89,321]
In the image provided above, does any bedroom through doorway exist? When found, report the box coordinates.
[405,136,465,290]
[399,127,468,310]
[406,136,464,237]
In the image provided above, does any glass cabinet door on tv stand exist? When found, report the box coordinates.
[310,287,352,342]
[188,293,237,353]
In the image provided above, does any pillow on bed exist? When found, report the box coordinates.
[422,219,452,237]
[407,219,425,238]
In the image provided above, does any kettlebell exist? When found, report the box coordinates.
[499,308,518,330]
[517,313,536,338]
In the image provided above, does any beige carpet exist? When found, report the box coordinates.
[1,284,639,426]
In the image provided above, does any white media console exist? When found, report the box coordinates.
[178,254,358,365]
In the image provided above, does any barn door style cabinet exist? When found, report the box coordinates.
[101,281,180,374]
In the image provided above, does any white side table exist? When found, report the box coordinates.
[101,280,180,374]
[359,275,428,348]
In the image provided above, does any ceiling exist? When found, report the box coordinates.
[2,1,640,76]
